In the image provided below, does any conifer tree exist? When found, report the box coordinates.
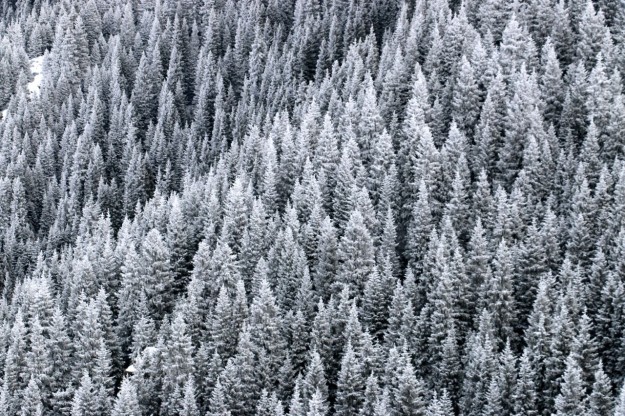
[554,354,588,416]
[588,362,613,416]
[70,372,99,416]
[337,210,376,295]
[307,389,328,416]
[615,381,625,416]
[452,56,480,137]
[19,377,43,416]
[513,349,538,416]
[112,378,141,416]
[334,342,365,416]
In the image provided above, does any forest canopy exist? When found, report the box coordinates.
[0,0,622,415]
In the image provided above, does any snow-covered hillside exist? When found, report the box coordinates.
[27,55,44,95]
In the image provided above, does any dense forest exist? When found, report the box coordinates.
[0,0,623,414]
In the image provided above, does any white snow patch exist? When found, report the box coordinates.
[27,55,44,95]
[2,55,44,118]
[143,346,157,356]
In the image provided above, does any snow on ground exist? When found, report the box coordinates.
[27,55,44,95]
[1,55,44,119]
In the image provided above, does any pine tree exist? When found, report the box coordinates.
[19,377,44,416]
[460,312,498,416]
[434,324,461,401]
[71,372,99,416]
[48,307,72,402]
[248,278,285,391]
[270,227,307,311]
[112,378,141,416]
[400,83,438,228]
[334,341,365,415]
[541,38,565,126]
[25,317,51,396]
[303,350,329,410]
[306,389,328,416]
[207,377,231,416]
[337,210,376,295]
[359,375,380,416]
[452,56,480,137]
[482,378,504,416]
[406,179,434,273]
[576,1,607,68]
[162,313,195,400]
[500,16,537,80]
[180,376,201,416]
[588,362,613,416]
[554,354,588,416]
[570,312,599,390]
[221,176,251,255]
[394,359,427,416]
[4,310,28,407]
[426,390,454,416]
[256,390,282,416]
[332,145,358,230]
[288,379,305,416]
[615,381,625,416]
[361,266,391,339]
[513,349,538,416]
[485,239,517,343]
[141,228,174,319]
[313,216,338,300]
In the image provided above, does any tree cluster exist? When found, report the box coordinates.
[0,0,623,414]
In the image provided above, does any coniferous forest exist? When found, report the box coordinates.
[0,0,625,414]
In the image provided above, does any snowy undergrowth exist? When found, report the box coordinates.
[1,55,44,118]
[27,55,44,95]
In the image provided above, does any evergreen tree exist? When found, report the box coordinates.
[588,362,613,416]
[141,228,174,318]
[337,210,376,295]
[112,378,141,416]
[426,390,454,416]
[513,349,538,416]
[19,377,43,416]
[180,376,200,416]
[307,389,328,416]
[554,354,588,416]
[334,342,365,416]
[452,56,480,137]
[615,381,625,416]
[70,372,99,416]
